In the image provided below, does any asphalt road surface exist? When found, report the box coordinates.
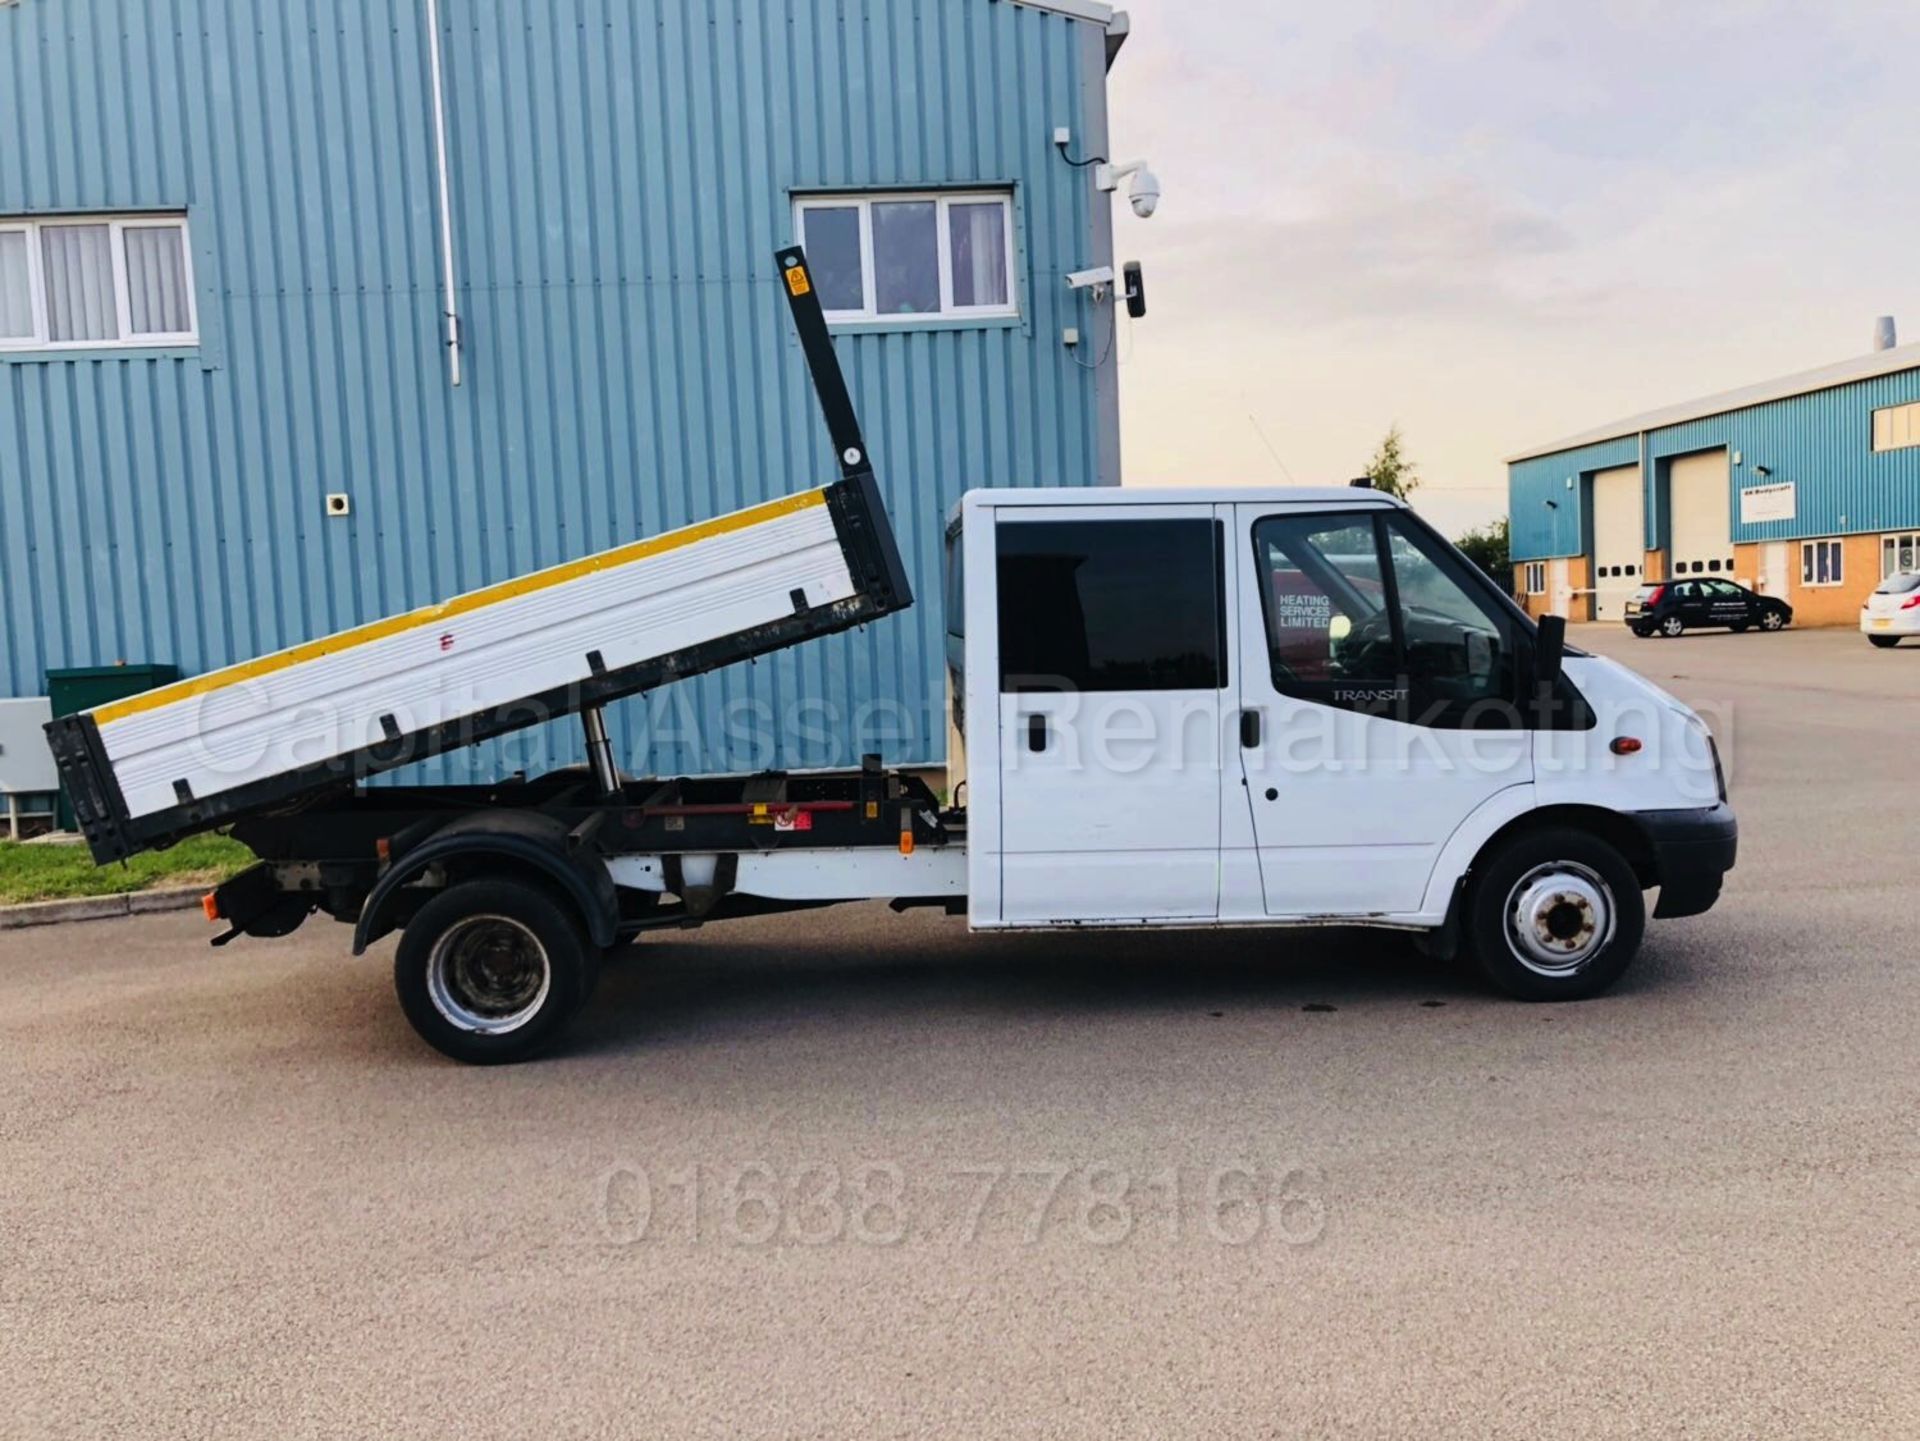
[2,625,1915,1439]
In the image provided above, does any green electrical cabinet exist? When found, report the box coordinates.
[46,664,180,833]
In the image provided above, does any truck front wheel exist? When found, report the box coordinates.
[393,878,597,1064]
[1463,828,1646,1001]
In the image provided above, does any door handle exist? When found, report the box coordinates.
[1239,708,1261,748]
[1027,713,1049,753]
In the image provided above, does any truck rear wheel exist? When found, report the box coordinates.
[394,878,596,1064]
[1463,827,1645,1001]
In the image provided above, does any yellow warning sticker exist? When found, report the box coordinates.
[784,264,812,297]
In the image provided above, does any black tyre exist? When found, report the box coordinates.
[1868,634,1899,649]
[1659,614,1685,638]
[1463,827,1646,1002]
[1729,621,1749,633]
[1630,626,1654,638]
[1760,610,1787,632]
[394,878,596,1064]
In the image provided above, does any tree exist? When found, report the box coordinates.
[1364,423,1420,500]
[1454,516,1511,587]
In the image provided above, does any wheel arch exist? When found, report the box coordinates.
[1471,804,1659,890]
[353,820,618,955]
[1421,797,1660,961]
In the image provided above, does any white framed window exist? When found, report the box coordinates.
[1872,401,1920,452]
[794,190,1017,323]
[1523,561,1546,595]
[0,213,197,352]
[1800,539,1844,587]
[1881,533,1920,578]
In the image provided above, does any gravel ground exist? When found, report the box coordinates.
[1,624,1915,1439]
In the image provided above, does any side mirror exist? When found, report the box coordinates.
[1534,613,1566,693]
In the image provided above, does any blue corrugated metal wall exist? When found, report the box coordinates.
[1509,436,1639,560]
[1509,364,1920,561]
[0,0,1116,779]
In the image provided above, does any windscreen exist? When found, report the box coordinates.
[1874,573,1920,595]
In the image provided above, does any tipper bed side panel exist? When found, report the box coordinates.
[47,473,911,863]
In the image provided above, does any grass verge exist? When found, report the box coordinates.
[0,834,252,906]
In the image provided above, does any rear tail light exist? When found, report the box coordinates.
[1902,595,1920,611]
[1644,585,1665,606]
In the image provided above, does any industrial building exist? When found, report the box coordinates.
[1508,324,1920,627]
[0,0,1135,788]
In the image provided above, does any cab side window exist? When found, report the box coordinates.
[1251,515,1398,688]
[1251,511,1523,728]
[1383,519,1521,720]
[998,519,1225,692]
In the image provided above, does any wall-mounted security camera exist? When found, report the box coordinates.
[1065,266,1116,293]
[1095,159,1162,219]
[1128,171,1161,218]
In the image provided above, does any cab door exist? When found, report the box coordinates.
[993,505,1229,924]
[1230,504,1533,917]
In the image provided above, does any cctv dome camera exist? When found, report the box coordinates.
[1129,169,1161,218]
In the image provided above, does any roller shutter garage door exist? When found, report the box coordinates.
[1669,449,1733,578]
[1591,464,1644,620]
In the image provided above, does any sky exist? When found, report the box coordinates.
[1104,0,1920,539]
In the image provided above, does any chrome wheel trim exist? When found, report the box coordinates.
[426,915,552,1035]
[1504,862,1616,977]
[1661,615,1684,636]
[1761,611,1784,630]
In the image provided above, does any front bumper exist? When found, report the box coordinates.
[1636,803,1738,919]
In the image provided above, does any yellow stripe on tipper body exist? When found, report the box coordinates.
[93,487,831,727]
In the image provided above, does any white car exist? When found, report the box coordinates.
[1861,572,1920,647]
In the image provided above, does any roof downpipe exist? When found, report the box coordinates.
[425,0,463,387]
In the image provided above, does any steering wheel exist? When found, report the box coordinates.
[1330,609,1395,679]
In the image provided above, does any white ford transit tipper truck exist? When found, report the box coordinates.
[49,248,1736,1063]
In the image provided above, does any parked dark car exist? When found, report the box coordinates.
[1625,578,1792,637]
